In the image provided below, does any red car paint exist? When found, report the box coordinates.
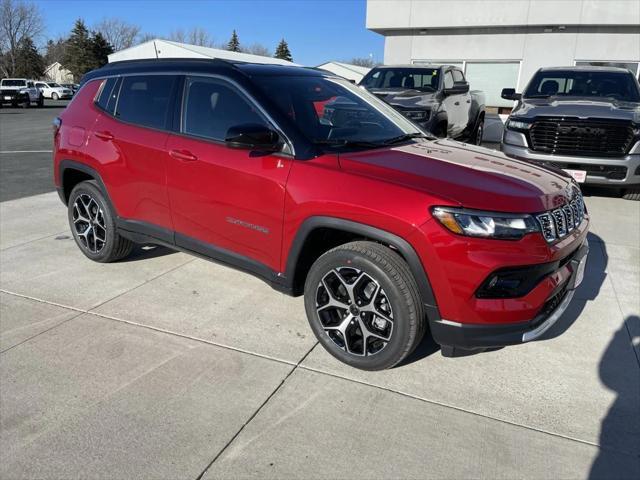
[54,73,588,335]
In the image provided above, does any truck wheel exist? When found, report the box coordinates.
[623,188,640,201]
[52,92,59,100]
[304,241,425,370]
[21,96,30,108]
[68,181,134,263]
[473,116,485,145]
[433,122,447,138]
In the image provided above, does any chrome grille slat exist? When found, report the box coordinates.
[535,191,585,243]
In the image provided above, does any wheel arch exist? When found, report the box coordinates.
[284,216,438,312]
[58,160,116,215]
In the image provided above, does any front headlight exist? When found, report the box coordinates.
[432,207,539,240]
[506,119,531,131]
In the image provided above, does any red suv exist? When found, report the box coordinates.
[53,59,589,370]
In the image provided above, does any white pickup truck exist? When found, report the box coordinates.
[0,78,44,108]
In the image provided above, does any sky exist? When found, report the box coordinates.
[32,0,385,66]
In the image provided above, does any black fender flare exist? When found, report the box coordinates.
[284,216,439,313]
[58,160,116,214]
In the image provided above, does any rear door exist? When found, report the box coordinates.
[165,75,292,271]
[90,74,178,238]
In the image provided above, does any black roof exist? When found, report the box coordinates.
[85,58,329,82]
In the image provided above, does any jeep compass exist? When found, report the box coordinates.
[53,59,589,370]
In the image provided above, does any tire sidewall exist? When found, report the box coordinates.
[304,247,417,370]
[68,181,119,262]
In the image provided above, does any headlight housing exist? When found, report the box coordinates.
[506,119,532,131]
[432,207,539,240]
[403,109,430,121]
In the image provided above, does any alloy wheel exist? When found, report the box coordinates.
[315,267,394,356]
[72,193,106,253]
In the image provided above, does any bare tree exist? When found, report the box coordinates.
[245,43,271,57]
[94,17,140,51]
[0,0,44,75]
[168,27,214,47]
[137,32,156,44]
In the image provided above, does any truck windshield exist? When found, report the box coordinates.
[256,75,426,149]
[2,80,26,87]
[524,70,640,102]
[360,68,440,91]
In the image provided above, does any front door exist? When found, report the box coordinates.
[166,75,292,272]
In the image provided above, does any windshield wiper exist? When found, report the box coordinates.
[382,132,430,145]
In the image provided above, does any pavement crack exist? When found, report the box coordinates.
[194,341,319,480]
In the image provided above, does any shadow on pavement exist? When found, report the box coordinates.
[589,315,640,479]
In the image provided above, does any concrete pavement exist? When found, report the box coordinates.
[1,191,639,479]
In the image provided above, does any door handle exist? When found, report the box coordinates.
[169,149,198,162]
[466,100,471,103]
[454,101,460,106]
[94,131,114,141]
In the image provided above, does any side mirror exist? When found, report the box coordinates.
[444,81,469,95]
[225,123,282,152]
[501,88,522,101]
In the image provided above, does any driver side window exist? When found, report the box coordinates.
[182,76,267,141]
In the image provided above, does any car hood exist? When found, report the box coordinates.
[338,139,575,213]
[368,88,438,109]
[512,97,640,122]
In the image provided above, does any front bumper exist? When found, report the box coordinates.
[430,239,589,350]
[501,132,640,187]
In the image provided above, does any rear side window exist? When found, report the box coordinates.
[96,77,119,113]
[182,76,267,141]
[115,75,176,129]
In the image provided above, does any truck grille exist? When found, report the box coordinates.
[529,117,634,157]
[536,191,586,243]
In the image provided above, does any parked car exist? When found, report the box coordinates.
[34,81,73,100]
[0,78,43,107]
[501,66,640,200]
[359,65,485,144]
[61,83,80,94]
[53,59,589,370]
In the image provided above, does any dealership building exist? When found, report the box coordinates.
[366,0,640,109]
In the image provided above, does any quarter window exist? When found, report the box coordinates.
[115,75,176,129]
[96,77,119,113]
[182,76,267,141]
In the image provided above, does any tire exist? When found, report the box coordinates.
[37,95,44,107]
[623,188,640,201]
[304,241,426,370]
[433,122,447,138]
[52,92,59,100]
[473,116,484,145]
[68,181,133,262]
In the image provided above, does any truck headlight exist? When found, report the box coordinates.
[432,207,539,240]
[506,119,531,131]
[403,109,430,121]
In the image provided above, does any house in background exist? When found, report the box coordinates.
[367,0,640,112]
[44,62,74,83]
[316,61,371,82]
[108,39,297,66]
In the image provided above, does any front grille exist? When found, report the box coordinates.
[535,161,627,180]
[536,191,586,243]
[529,117,634,157]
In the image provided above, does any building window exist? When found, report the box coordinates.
[575,61,640,77]
[463,62,520,108]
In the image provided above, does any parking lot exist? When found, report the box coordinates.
[1,103,639,479]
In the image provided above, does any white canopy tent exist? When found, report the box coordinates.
[316,62,371,82]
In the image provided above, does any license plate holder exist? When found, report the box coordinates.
[563,169,587,183]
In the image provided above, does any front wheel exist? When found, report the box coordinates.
[52,92,59,100]
[473,116,485,145]
[37,95,44,107]
[68,181,134,262]
[304,241,426,370]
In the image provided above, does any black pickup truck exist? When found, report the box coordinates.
[360,65,485,144]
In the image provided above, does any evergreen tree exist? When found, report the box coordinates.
[274,39,292,62]
[227,30,240,52]
[91,31,113,68]
[63,19,95,81]
[14,36,44,78]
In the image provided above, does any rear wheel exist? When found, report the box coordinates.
[52,92,59,100]
[68,181,133,262]
[473,116,485,145]
[623,188,640,201]
[304,241,425,370]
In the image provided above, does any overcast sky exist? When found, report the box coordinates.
[34,0,385,66]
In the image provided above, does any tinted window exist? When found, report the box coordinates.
[361,68,440,91]
[96,77,119,113]
[524,70,640,101]
[115,75,176,129]
[182,76,267,141]
[2,79,26,87]
[36,83,47,88]
[444,71,454,89]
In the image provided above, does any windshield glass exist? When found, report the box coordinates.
[2,79,26,87]
[361,68,441,91]
[256,75,424,148]
[524,70,640,101]
[48,83,61,87]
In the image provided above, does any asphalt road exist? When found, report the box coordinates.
[0,100,68,202]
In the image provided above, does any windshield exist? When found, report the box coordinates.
[524,70,640,102]
[256,75,424,149]
[2,79,26,87]
[48,83,61,87]
[361,68,441,92]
